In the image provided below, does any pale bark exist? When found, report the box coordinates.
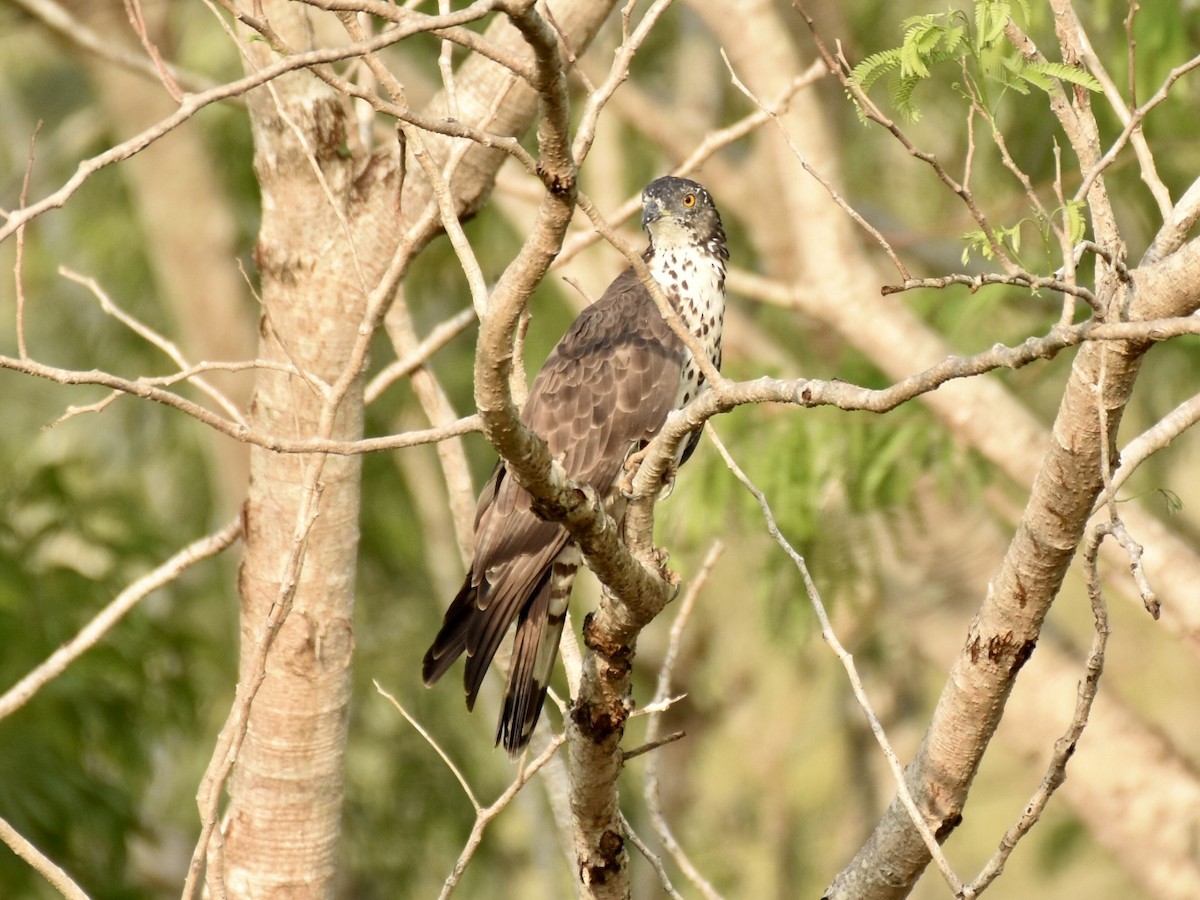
[684,2,1200,894]
[223,4,392,892]
[222,0,622,894]
[688,0,1200,652]
[825,242,1200,898]
[924,624,1200,899]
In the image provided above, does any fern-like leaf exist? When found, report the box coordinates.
[1023,61,1101,92]
[889,74,923,122]
[851,49,903,93]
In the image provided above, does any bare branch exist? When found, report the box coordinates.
[620,812,684,900]
[14,123,39,360]
[0,0,505,243]
[12,0,216,92]
[2,351,485,454]
[722,49,910,281]
[795,2,1019,274]
[0,815,91,900]
[556,60,825,269]
[438,734,568,899]
[1076,49,1200,210]
[1108,387,1200,499]
[881,272,1097,308]
[300,0,539,83]
[1066,5,1172,218]
[643,540,724,900]
[375,680,480,810]
[122,0,184,100]
[59,267,246,425]
[570,0,674,166]
[960,562,1106,898]
[366,303,474,401]
[0,518,242,723]
[709,428,963,895]
[382,295,478,565]
[1145,175,1200,264]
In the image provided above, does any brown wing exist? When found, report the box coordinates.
[422,267,685,738]
[524,267,686,489]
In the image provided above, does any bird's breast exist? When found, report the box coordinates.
[647,248,726,413]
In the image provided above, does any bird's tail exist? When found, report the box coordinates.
[496,551,578,755]
[421,579,474,689]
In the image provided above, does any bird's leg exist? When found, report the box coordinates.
[619,442,678,500]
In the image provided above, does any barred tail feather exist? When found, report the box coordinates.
[497,554,577,755]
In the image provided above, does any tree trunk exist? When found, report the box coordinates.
[221,4,401,893]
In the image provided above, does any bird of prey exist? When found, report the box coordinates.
[422,176,728,755]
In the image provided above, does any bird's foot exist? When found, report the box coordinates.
[618,446,649,499]
[619,446,678,500]
[653,546,682,592]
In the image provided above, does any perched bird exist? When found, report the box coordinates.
[422,176,728,755]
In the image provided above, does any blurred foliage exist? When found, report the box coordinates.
[1,0,1200,898]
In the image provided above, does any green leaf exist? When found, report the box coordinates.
[975,0,1012,47]
[850,49,903,93]
[1063,200,1089,245]
[890,74,923,122]
[1023,61,1102,92]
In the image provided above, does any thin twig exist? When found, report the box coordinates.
[881,271,1097,308]
[722,49,911,281]
[0,0,504,243]
[302,0,537,84]
[1144,175,1200,264]
[0,815,91,900]
[1067,5,1171,218]
[961,344,1119,896]
[623,730,685,762]
[0,518,242,722]
[795,2,1017,274]
[437,734,567,899]
[1106,387,1200,501]
[556,60,824,269]
[961,524,1110,898]
[339,12,491,316]
[1075,50,1200,206]
[643,540,725,900]
[14,122,42,361]
[122,0,184,101]
[59,267,246,424]
[4,350,484,454]
[374,680,479,809]
[184,480,326,898]
[620,812,684,900]
[12,0,216,93]
[437,0,460,119]
[570,0,675,166]
[382,295,478,567]
[708,426,964,895]
[1095,341,1159,617]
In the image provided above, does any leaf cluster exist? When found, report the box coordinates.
[961,198,1087,266]
[849,1,1099,122]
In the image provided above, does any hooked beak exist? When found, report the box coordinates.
[641,196,664,229]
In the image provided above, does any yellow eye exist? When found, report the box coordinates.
[682,193,696,208]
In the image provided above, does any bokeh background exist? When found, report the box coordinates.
[2,0,1200,896]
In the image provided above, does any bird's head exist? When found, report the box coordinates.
[641,176,727,258]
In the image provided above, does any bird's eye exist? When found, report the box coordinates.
[682,193,696,208]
